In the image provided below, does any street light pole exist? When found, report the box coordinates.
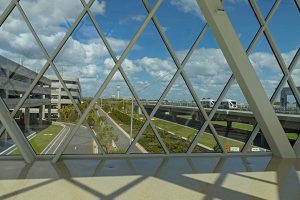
[130,96,134,144]
[117,85,120,99]
[128,72,171,144]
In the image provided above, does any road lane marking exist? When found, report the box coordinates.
[52,126,70,154]
[42,125,66,154]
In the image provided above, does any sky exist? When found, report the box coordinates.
[0,0,299,105]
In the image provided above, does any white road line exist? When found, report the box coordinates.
[0,132,37,155]
[5,134,37,155]
[42,125,66,154]
[52,126,70,154]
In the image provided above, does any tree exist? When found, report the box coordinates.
[58,105,78,122]
[94,121,118,153]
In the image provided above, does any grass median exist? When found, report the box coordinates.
[152,119,244,149]
[213,120,298,140]
[9,125,63,155]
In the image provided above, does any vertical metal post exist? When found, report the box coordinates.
[130,97,134,144]
[0,98,35,163]
[196,0,295,158]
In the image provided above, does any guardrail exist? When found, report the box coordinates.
[141,101,300,115]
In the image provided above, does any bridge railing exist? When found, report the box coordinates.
[142,100,300,115]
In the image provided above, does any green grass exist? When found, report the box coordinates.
[10,125,63,155]
[213,121,254,131]
[110,111,244,150]
[213,121,299,140]
[152,119,244,149]
[287,133,298,140]
[176,116,254,132]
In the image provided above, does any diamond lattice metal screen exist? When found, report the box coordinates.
[0,0,299,163]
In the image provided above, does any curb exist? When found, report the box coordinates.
[99,109,148,153]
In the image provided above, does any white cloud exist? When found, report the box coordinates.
[0,0,298,100]
[170,0,202,18]
[119,14,146,25]
[169,48,299,102]
[103,57,142,75]
[136,57,176,82]
[170,0,247,19]
[249,50,299,98]
[131,15,145,22]
[91,1,106,15]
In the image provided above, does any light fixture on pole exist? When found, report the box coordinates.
[116,85,120,99]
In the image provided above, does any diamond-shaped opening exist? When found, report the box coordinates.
[52,60,103,156]
[130,124,165,154]
[0,0,10,16]
[121,22,177,113]
[224,0,260,50]
[291,54,300,116]
[97,71,146,154]
[184,27,232,116]
[268,0,300,66]
[274,82,300,147]
[19,0,84,54]
[0,117,21,156]
[255,0,276,19]
[145,0,206,63]
[150,76,205,153]
[192,126,223,153]
[291,50,300,94]
[90,0,148,56]
[9,66,68,155]
[212,81,257,153]
[53,14,111,101]
[60,93,103,155]
[249,34,284,100]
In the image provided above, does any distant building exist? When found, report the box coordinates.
[0,55,51,134]
[46,75,81,118]
[280,87,300,109]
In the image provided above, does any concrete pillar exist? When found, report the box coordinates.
[48,104,51,121]
[225,121,232,137]
[42,95,46,119]
[24,107,30,132]
[280,93,288,111]
[260,132,268,149]
[39,106,43,126]
[170,111,177,122]
[57,85,62,118]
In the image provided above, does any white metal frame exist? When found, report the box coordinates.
[196,0,295,158]
[0,0,298,162]
[0,98,35,163]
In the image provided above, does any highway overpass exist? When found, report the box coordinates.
[143,103,300,132]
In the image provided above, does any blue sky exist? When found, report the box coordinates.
[0,0,299,105]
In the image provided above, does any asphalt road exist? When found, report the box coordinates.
[42,123,95,155]
[1,111,143,155]
[97,108,143,153]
